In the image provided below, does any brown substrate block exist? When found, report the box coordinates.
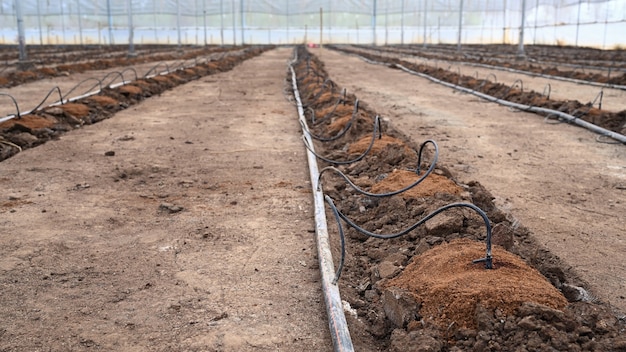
[385,238,568,330]
[371,169,464,199]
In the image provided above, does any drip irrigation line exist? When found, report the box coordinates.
[0,49,258,128]
[311,88,348,126]
[30,86,64,112]
[317,139,439,198]
[62,77,103,101]
[0,93,21,122]
[289,49,355,352]
[352,45,626,91]
[543,84,551,99]
[339,50,626,144]
[324,195,493,284]
[306,100,360,142]
[302,116,381,165]
[391,61,626,143]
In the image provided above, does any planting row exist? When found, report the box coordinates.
[0,46,269,162]
[332,45,626,138]
[0,45,240,88]
[360,44,626,87]
[386,43,626,72]
[291,45,625,351]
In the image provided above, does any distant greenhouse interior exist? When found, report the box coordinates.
[1,0,625,48]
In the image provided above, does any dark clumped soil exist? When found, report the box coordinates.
[291,45,626,351]
[330,45,626,137]
[0,47,270,162]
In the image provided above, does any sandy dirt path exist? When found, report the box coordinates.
[0,48,333,351]
[318,48,626,314]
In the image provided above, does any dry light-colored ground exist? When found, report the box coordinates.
[1,48,332,351]
[0,47,624,351]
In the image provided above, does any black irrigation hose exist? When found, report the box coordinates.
[0,93,21,120]
[302,115,381,165]
[324,195,493,283]
[312,88,348,126]
[143,62,170,77]
[317,139,439,198]
[306,100,360,142]
[62,77,102,101]
[301,79,337,107]
[30,86,65,111]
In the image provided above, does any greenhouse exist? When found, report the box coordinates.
[1,1,625,351]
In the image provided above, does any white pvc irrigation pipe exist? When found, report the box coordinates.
[289,58,355,351]
[348,51,626,144]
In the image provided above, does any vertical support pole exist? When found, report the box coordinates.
[232,0,236,45]
[286,0,289,44]
[153,0,158,43]
[240,0,245,45]
[372,0,377,45]
[77,0,83,46]
[177,0,182,48]
[457,0,463,51]
[107,0,114,44]
[15,0,27,61]
[36,0,43,45]
[533,0,539,44]
[602,1,609,49]
[517,0,526,58]
[502,0,507,44]
[319,7,323,51]
[220,0,224,45]
[204,1,208,46]
[400,0,404,45]
[384,2,388,46]
[423,0,428,47]
[61,0,66,44]
[575,0,582,47]
[127,0,135,56]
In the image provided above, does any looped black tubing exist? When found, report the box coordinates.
[302,115,381,165]
[542,83,551,100]
[308,100,360,142]
[99,71,124,87]
[317,139,439,198]
[501,79,524,99]
[62,77,102,100]
[144,62,170,77]
[592,90,603,110]
[312,88,347,126]
[31,86,65,112]
[0,93,22,119]
[304,79,336,107]
[326,195,347,284]
[324,195,493,282]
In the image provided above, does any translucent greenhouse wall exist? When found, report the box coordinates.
[1,0,625,49]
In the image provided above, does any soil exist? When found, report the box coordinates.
[1,44,625,351]
[0,47,333,351]
[370,44,626,84]
[332,45,626,135]
[292,46,626,351]
[0,45,237,88]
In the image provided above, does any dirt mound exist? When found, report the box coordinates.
[0,114,57,131]
[371,169,464,198]
[86,95,118,107]
[60,103,90,118]
[348,135,413,155]
[386,238,568,330]
[119,85,143,95]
